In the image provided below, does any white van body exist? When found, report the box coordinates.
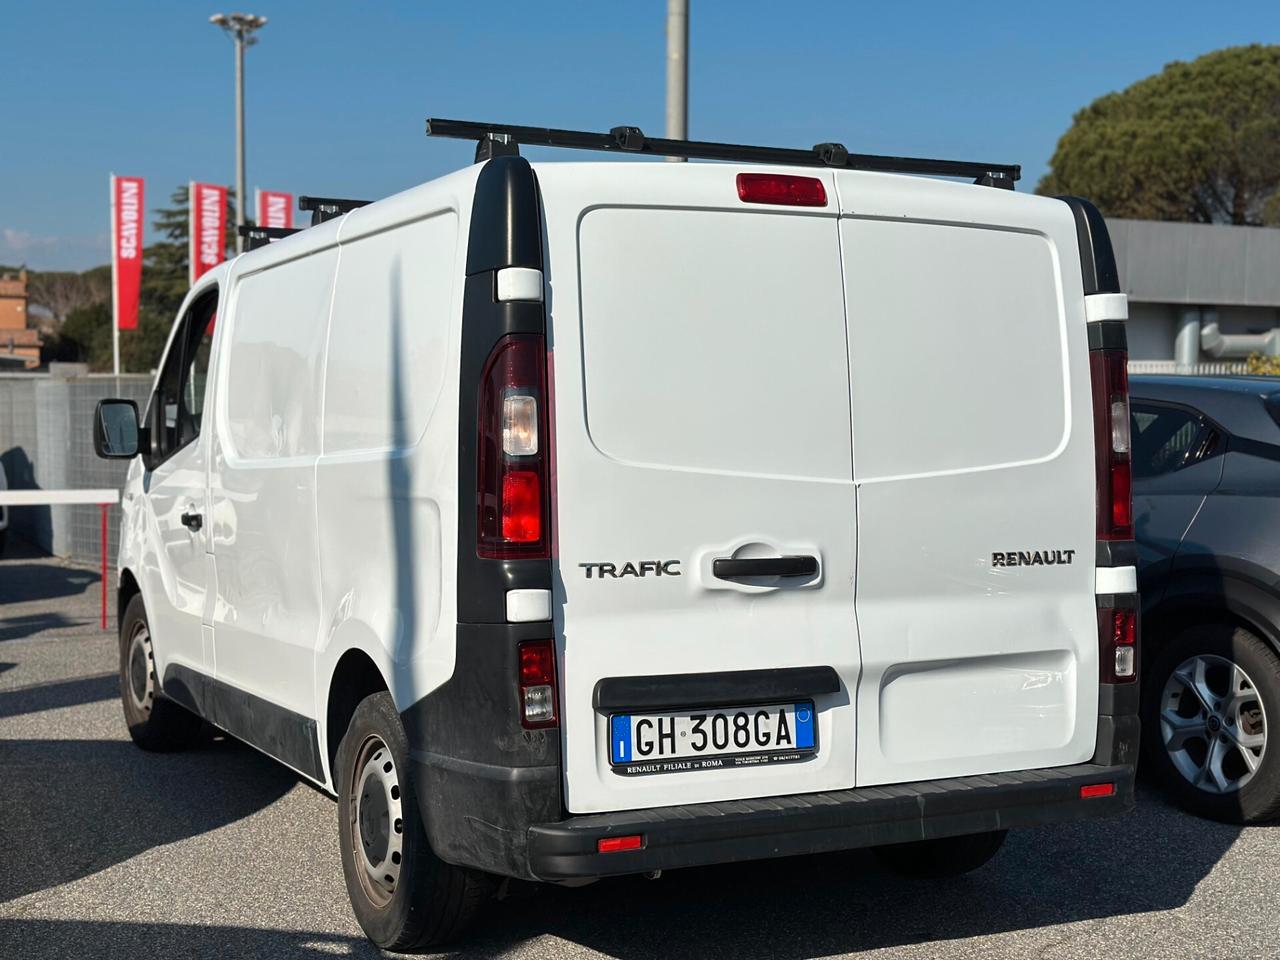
[105,143,1139,942]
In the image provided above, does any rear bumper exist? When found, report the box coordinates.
[526,760,1134,880]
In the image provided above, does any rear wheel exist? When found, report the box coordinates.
[336,691,492,950]
[119,594,204,750]
[873,830,1007,878]
[1143,623,1280,823]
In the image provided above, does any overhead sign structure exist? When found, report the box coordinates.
[256,188,294,229]
[189,181,229,286]
[110,173,145,374]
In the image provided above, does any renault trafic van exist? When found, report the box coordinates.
[93,119,1140,950]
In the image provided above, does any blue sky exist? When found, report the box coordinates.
[3,1,1277,270]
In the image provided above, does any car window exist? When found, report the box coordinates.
[1131,404,1204,479]
[152,293,217,462]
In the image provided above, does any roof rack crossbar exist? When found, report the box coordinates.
[425,118,1020,187]
[238,224,301,251]
[298,195,373,226]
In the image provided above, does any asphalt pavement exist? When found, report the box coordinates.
[2,540,1278,959]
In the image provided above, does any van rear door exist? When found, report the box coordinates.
[833,173,1100,786]
[537,164,858,815]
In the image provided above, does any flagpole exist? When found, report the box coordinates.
[188,181,197,288]
[110,172,121,376]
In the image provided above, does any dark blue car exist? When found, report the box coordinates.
[1131,375,1280,823]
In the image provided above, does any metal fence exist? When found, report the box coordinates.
[1128,360,1253,376]
[0,370,151,564]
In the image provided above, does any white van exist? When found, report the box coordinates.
[93,120,1140,950]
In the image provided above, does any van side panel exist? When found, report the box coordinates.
[834,174,1099,785]
[210,245,336,727]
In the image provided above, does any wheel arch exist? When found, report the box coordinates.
[324,646,391,786]
[117,567,142,636]
[1144,567,1280,662]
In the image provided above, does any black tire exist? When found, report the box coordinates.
[0,528,8,557]
[874,830,1007,878]
[336,691,492,950]
[119,594,205,750]
[1142,622,1280,824]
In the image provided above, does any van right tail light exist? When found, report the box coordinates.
[1090,348,1132,540]
[1098,606,1137,683]
[477,334,550,559]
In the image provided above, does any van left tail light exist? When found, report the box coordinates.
[477,334,550,559]
[519,639,558,728]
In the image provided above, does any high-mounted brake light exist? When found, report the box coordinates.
[1089,348,1132,540]
[1098,606,1138,684]
[518,639,557,728]
[736,173,827,207]
[477,334,550,559]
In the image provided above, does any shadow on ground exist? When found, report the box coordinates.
[0,671,117,719]
[0,921,384,959]
[0,735,297,904]
[0,563,99,607]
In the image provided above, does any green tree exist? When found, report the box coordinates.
[1037,45,1280,225]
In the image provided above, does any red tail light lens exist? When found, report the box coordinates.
[1098,607,1137,684]
[1090,348,1132,540]
[477,334,549,559]
[518,639,557,728]
[736,173,828,207]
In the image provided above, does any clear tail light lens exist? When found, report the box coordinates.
[1090,348,1132,540]
[477,334,549,559]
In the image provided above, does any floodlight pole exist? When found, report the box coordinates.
[210,13,267,253]
[665,0,688,162]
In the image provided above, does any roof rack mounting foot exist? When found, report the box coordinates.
[975,171,1016,190]
[476,132,519,164]
[298,195,372,227]
[610,125,646,151]
[238,224,300,251]
[813,142,849,167]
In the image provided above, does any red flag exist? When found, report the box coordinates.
[256,188,294,229]
[189,181,228,286]
[111,175,144,331]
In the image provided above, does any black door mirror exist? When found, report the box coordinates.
[93,399,142,459]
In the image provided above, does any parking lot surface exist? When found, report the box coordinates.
[2,544,1278,960]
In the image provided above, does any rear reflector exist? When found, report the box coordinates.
[1080,782,1116,799]
[597,835,644,853]
[736,173,827,207]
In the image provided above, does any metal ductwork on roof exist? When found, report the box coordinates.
[1199,308,1280,359]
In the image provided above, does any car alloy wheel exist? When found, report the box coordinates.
[1160,653,1267,794]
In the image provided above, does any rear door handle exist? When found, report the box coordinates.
[712,555,818,580]
[180,511,203,532]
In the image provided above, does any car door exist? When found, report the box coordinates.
[141,288,218,684]
[1131,399,1225,600]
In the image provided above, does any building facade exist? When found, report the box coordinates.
[0,269,42,370]
[1110,219,1280,371]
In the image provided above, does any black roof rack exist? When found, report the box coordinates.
[425,118,1019,189]
[298,195,372,226]
[238,224,301,251]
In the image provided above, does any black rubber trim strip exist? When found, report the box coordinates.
[527,761,1135,880]
[1098,682,1139,716]
[1097,591,1140,611]
[1087,319,1128,351]
[1096,540,1138,568]
[161,663,323,781]
[593,666,841,712]
[712,555,818,579]
[1057,196,1120,296]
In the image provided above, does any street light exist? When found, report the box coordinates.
[210,12,268,253]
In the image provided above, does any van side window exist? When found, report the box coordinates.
[153,293,217,461]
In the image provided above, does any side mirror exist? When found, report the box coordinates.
[93,399,142,459]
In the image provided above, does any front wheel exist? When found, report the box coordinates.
[119,594,204,750]
[873,830,1007,878]
[1143,623,1280,824]
[335,691,492,950]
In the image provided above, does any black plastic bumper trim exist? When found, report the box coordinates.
[527,761,1135,881]
[593,666,841,712]
[1097,540,1138,568]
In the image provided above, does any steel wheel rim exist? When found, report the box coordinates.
[348,735,405,907]
[1161,653,1267,794]
[127,623,155,712]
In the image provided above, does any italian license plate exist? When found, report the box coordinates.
[609,701,816,776]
